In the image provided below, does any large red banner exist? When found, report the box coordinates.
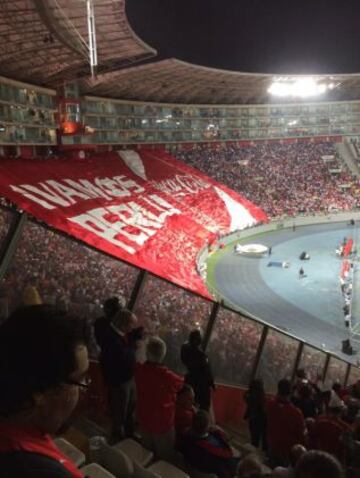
[0,150,267,298]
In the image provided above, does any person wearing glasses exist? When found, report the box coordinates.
[0,304,89,477]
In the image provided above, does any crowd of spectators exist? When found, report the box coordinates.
[175,141,360,218]
[1,303,357,477]
[0,206,349,392]
[0,140,357,454]
[94,304,351,477]
[92,299,360,477]
[0,141,355,389]
[241,370,360,477]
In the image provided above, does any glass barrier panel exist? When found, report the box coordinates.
[348,366,360,387]
[0,206,15,249]
[0,207,16,322]
[325,356,348,386]
[298,345,327,382]
[134,274,212,373]
[2,219,139,355]
[256,330,299,394]
[207,307,263,387]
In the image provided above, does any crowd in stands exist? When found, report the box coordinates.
[175,142,360,218]
[0,303,359,477]
[0,140,355,392]
[94,302,360,478]
[0,207,347,391]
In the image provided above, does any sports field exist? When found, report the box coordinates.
[206,221,359,363]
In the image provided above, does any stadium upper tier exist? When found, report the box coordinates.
[2,1,360,104]
[2,73,360,147]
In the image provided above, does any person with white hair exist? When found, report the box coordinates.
[135,336,183,460]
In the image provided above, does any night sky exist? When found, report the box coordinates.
[126,0,360,75]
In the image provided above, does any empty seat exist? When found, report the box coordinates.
[186,465,217,478]
[112,438,154,467]
[54,437,86,468]
[148,460,189,478]
[100,444,134,478]
[80,463,116,478]
[133,461,162,478]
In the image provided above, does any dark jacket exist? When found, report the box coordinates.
[243,391,267,424]
[94,316,111,350]
[181,428,238,478]
[181,343,214,387]
[100,326,137,386]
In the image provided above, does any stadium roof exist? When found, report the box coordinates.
[2,1,360,105]
[82,59,360,105]
[0,0,156,85]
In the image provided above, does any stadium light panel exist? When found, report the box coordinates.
[268,77,334,98]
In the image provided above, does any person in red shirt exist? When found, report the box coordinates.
[135,336,183,460]
[312,391,351,462]
[0,305,89,477]
[267,378,305,467]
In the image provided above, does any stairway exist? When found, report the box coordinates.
[336,141,360,177]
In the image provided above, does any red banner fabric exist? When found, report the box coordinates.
[343,238,353,258]
[0,150,267,298]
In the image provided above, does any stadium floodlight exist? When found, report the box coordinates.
[268,77,336,98]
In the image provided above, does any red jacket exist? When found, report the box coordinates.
[0,421,83,478]
[312,415,351,460]
[267,397,305,459]
[135,362,183,434]
[175,394,196,436]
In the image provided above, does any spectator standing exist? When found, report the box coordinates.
[135,337,183,460]
[94,296,121,351]
[292,369,308,399]
[292,384,318,419]
[243,378,267,450]
[350,379,360,404]
[267,379,305,467]
[99,309,143,443]
[181,329,215,410]
[0,305,88,477]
